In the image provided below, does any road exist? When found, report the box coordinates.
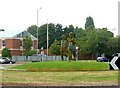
[0,64,17,69]
[0,62,27,70]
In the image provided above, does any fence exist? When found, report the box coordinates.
[12,55,68,62]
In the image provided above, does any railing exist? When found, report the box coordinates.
[12,56,68,62]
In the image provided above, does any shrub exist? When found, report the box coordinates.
[2,48,11,58]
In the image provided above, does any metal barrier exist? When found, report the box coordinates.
[12,55,68,62]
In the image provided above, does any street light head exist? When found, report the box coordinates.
[0,29,5,31]
[40,7,42,9]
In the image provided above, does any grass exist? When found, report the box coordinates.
[10,61,109,71]
[1,70,118,86]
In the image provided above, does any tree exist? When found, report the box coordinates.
[49,39,60,55]
[96,28,113,55]
[39,23,56,49]
[85,16,95,29]
[76,27,114,58]
[2,48,11,58]
[27,50,37,56]
[75,27,85,38]
[23,36,33,56]
[27,25,37,38]
[105,37,118,55]
[27,23,76,49]
[55,23,63,40]
[62,25,75,38]
[118,36,120,53]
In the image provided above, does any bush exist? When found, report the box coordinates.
[23,50,37,56]
[49,39,60,55]
[2,48,11,58]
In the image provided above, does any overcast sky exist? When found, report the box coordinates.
[0,0,119,37]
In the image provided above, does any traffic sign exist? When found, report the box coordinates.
[109,56,120,70]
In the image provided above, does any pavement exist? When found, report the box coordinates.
[0,62,26,70]
[0,64,16,70]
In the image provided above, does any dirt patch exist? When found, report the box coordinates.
[2,82,53,86]
[2,82,118,86]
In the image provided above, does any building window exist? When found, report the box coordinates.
[20,40,22,46]
[2,40,5,46]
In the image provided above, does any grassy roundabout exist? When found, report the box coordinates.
[1,61,118,86]
[10,60,109,71]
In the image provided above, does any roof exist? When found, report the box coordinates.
[0,30,37,40]
[0,30,21,38]
[13,30,37,40]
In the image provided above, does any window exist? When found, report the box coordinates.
[2,40,5,46]
[20,40,23,46]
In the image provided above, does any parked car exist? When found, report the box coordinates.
[96,57,109,62]
[0,57,16,64]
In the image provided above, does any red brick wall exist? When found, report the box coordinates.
[0,38,37,56]
[33,40,37,49]
[10,50,22,56]
[78,54,96,60]
[6,39,20,49]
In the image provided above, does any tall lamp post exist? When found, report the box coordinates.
[37,7,42,54]
[47,19,49,56]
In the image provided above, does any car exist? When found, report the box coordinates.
[0,57,16,64]
[96,57,109,62]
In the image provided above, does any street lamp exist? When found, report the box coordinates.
[0,29,5,31]
[37,7,42,54]
[47,19,49,56]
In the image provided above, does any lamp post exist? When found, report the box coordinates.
[47,19,49,56]
[37,7,42,54]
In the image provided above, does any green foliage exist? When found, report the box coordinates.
[49,39,60,55]
[75,27,85,38]
[76,28,114,55]
[105,37,118,55]
[23,36,33,56]
[2,48,11,58]
[27,25,37,38]
[85,16,95,29]
[26,16,117,56]
[27,23,75,49]
[23,50,36,56]
[29,50,37,56]
[23,36,32,50]
[118,36,120,53]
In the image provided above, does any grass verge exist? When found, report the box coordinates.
[10,61,109,71]
[1,70,118,86]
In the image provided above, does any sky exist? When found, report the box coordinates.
[0,0,119,37]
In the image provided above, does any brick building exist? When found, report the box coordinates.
[0,31,37,56]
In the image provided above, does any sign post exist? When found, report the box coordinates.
[109,56,120,70]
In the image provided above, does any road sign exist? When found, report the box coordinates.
[109,56,120,70]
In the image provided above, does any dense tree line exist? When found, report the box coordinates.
[27,23,75,49]
[27,16,119,56]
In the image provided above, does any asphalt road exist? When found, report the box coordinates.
[0,64,17,69]
[0,62,26,70]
